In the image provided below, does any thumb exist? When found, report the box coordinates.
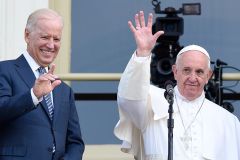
[153,31,164,42]
[51,80,61,89]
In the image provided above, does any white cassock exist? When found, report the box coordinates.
[114,52,240,160]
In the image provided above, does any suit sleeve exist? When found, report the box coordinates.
[0,62,36,125]
[62,88,85,160]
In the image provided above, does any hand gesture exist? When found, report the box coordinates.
[128,11,164,57]
[33,64,61,99]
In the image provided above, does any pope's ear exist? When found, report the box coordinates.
[206,70,213,84]
[208,70,213,79]
[172,65,177,80]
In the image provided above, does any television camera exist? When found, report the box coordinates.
[150,1,238,113]
[150,0,201,88]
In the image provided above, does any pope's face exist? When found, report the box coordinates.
[172,51,212,101]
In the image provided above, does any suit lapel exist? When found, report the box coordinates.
[14,55,35,89]
[52,84,62,126]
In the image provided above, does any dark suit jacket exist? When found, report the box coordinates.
[0,55,84,160]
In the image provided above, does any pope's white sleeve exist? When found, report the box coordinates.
[117,51,152,131]
[118,96,150,131]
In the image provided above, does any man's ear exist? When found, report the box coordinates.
[24,28,30,44]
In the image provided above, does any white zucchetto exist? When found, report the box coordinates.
[177,44,210,60]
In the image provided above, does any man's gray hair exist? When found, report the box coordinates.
[25,8,64,32]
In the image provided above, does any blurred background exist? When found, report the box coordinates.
[1,0,240,159]
[71,0,240,144]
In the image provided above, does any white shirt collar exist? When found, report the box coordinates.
[174,86,205,104]
[23,51,48,77]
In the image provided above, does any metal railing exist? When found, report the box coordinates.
[58,72,240,81]
[57,73,240,101]
[58,73,121,101]
[58,73,121,81]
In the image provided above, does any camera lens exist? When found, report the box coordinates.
[157,58,173,75]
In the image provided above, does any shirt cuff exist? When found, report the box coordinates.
[31,88,43,106]
[133,51,151,62]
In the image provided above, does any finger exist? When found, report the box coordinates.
[37,75,50,82]
[128,21,137,33]
[134,13,140,29]
[48,64,56,74]
[147,13,153,28]
[139,11,146,27]
[43,74,59,83]
[51,78,61,83]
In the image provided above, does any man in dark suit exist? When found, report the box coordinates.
[0,8,84,160]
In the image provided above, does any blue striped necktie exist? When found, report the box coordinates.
[38,67,56,153]
[38,67,54,120]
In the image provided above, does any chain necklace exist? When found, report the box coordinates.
[175,95,205,150]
